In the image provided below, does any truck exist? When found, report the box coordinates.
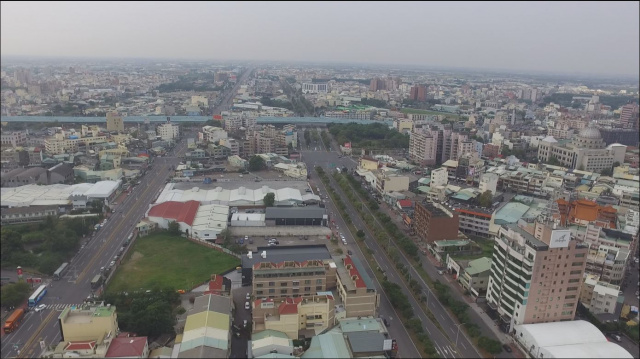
[91,275,103,290]
[3,308,25,334]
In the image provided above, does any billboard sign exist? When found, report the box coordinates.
[344,142,351,148]
[183,170,194,177]
[549,229,571,248]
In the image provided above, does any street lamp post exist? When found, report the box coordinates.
[455,322,466,350]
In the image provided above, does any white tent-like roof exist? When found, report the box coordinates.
[515,320,632,359]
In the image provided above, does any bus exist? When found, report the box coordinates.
[90,275,103,290]
[3,308,25,334]
[28,284,48,308]
[53,262,69,281]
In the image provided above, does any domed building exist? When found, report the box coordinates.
[538,122,626,173]
[572,123,606,149]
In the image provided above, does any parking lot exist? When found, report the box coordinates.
[233,233,332,252]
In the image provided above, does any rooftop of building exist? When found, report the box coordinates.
[265,207,326,219]
[434,239,471,248]
[465,257,492,275]
[105,336,148,358]
[242,245,332,268]
[59,304,116,324]
[147,200,200,226]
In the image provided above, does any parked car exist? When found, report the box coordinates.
[109,261,116,267]
[383,318,390,327]
[245,302,250,310]
[347,250,353,255]
[502,344,512,353]
[246,292,251,300]
[243,319,248,328]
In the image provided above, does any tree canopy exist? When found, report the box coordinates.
[168,221,181,235]
[263,193,275,207]
[327,123,409,149]
[0,282,32,308]
[477,190,493,208]
[249,156,266,171]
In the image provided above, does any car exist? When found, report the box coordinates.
[35,304,46,312]
[502,344,512,353]
[243,319,248,328]
[246,293,251,300]
[100,266,105,272]
[109,261,116,267]
[612,334,622,342]
[177,289,186,294]
[268,242,278,247]
[382,318,390,327]
[347,250,353,255]
[245,301,250,310]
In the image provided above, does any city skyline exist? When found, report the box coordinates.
[1,1,639,77]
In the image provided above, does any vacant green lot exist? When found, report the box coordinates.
[107,233,239,293]
[401,108,461,119]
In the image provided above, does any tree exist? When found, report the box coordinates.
[478,336,503,354]
[0,282,32,308]
[547,156,561,166]
[168,221,181,235]
[477,190,493,208]
[601,167,613,176]
[219,228,232,246]
[356,229,365,239]
[249,156,266,171]
[263,193,275,207]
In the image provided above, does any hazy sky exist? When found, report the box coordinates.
[2,1,638,76]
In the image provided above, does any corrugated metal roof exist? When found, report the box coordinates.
[265,207,325,219]
[346,332,385,353]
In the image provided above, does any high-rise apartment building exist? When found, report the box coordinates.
[106,112,124,133]
[619,102,639,129]
[414,200,459,243]
[408,129,438,166]
[409,85,427,102]
[487,221,588,332]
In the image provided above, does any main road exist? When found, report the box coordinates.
[302,128,484,358]
[296,130,420,358]
[1,71,251,358]
[0,142,186,359]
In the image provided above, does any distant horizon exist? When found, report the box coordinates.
[2,2,637,78]
[1,54,638,82]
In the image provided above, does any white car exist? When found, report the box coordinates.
[245,301,250,310]
[34,304,46,312]
[246,293,251,300]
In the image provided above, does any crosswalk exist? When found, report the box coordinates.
[37,304,85,311]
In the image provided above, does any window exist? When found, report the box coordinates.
[304,280,311,285]
[304,287,311,291]
[256,283,263,288]
[281,282,288,287]
[292,281,299,286]
[316,279,323,284]
[269,289,275,294]
[269,282,275,287]
[281,289,288,294]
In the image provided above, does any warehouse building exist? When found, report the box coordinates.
[514,320,632,358]
[265,207,327,226]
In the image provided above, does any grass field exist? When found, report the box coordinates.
[107,233,240,293]
[400,108,461,119]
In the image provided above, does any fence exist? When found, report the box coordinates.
[186,237,241,259]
